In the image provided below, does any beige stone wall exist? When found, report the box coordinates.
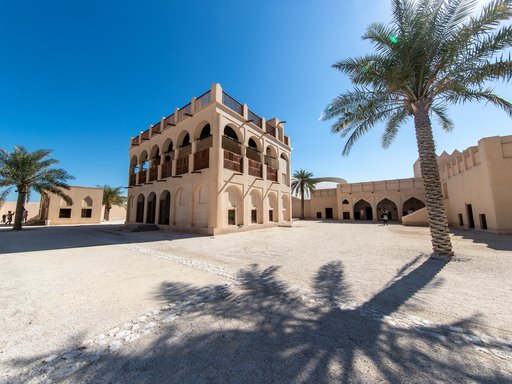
[100,205,127,220]
[0,202,40,223]
[126,83,292,235]
[437,135,512,234]
[292,196,311,219]
[309,189,339,219]
[41,186,104,225]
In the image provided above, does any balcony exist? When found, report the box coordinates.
[196,90,211,110]
[266,165,277,182]
[222,91,243,115]
[131,137,140,147]
[151,123,161,135]
[129,174,137,187]
[224,150,243,173]
[164,114,175,129]
[248,159,262,178]
[149,166,158,182]
[176,156,189,175]
[138,169,147,184]
[141,129,150,141]
[161,162,172,178]
[177,103,192,122]
[265,122,276,137]
[194,148,209,171]
[248,109,262,128]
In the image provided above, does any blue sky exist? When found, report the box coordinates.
[1,0,510,200]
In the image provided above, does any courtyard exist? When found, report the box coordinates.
[1,221,511,383]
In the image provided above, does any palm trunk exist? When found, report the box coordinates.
[413,101,453,257]
[13,189,26,231]
[300,188,305,220]
[104,205,111,221]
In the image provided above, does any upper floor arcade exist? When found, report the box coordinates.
[128,84,291,188]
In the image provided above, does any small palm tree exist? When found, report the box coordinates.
[100,185,127,221]
[0,146,74,230]
[291,169,317,220]
[323,0,512,257]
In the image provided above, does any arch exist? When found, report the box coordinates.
[224,185,243,226]
[268,191,278,222]
[136,193,145,223]
[130,155,138,173]
[342,199,350,205]
[353,199,372,220]
[249,189,263,224]
[139,150,149,170]
[280,152,289,162]
[403,197,426,216]
[82,196,93,207]
[150,144,160,159]
[192,184,209,227]
[158,190,171,225]
[195,121,211,140]
[377,198,398,221]
[177,131,191,147]
[247,137,262,152]
[281,194,291,221]
[265,145,277,158]
[146,192,156,224]
[163,139,174,154]
[223,125,240,142]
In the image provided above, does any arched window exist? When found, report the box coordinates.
[199,124,211,139]
[180,133,190,147]
[342,199,349,205]
[248,138,258,150]
[224,126,239,142]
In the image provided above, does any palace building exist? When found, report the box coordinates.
[126,84,292,235]
[293,135,512,235]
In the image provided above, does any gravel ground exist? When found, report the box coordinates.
[1,221,511,383]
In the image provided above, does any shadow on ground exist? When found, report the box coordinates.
[0,224,201,254]
[450,228,512,252]
[5,257,511,383]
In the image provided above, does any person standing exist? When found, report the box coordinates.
[22,209,28,224]
[382,210,389,226]
[6,211,13,225]
[1,213,5,224]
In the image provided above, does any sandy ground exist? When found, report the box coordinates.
[1,221,511,383]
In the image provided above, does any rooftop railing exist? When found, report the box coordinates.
[248,109,262,128]
[222,91,243,115]
[131,137,140,146]
[151,122,161,135]
[141,129,150,140]
[196,90,211,110]
[265,122,276,137]
[177,103,192,122]
[164,113,175,128]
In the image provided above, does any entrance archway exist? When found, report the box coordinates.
[136,194,145,223]
[354,199,372,220]
[403,197,426,216]
[159,190,171,225]
[146,192,156,224]
[377,198,398,221]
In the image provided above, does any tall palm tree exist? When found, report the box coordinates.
[291,169,317,220]
[323,0,512,257]
[100,185,127,221]
[0,146,74,230]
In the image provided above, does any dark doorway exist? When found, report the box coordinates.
[343,212,350,220]
[354,199,372,221]
[316,212,322,219]
[325,208,334,219]
[228,209,236,225]
[466,204,475,229]
[159,191,170,225]
[136,195,145,223]
[146,193,156,224]
[458,214,464,227]
[366,207,373,220]
[479,214,487,230]
[269,210,274,222]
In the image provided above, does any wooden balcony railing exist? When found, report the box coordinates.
[224,150,243,173]
[248,159,262,178]
[149,167,158,182]
[151,123,161,135]
[129,174,137,186]
[265,122,276,137]
[248,109,262,128]
[141,130,150,141]
[138,169,147,184]
[177,103,192,122]
[222,91,243,115]
[266,165,277,182]
[194,148,209,171]
[176,156,189,175]
[246,147,261,162]
[222,136,242,155]
[162,162,172,178]
[196,90,211,110]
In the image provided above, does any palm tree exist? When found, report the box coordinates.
[291,169,317,220]
[0,146,74,230]
[323,0,512,257]
[100,185,127,221]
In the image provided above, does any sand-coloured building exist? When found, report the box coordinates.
[293,135,512,234]
[126,84,292,234]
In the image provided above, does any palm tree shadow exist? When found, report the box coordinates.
[6,257,511,383]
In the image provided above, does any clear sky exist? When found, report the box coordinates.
[1,0,510,200]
